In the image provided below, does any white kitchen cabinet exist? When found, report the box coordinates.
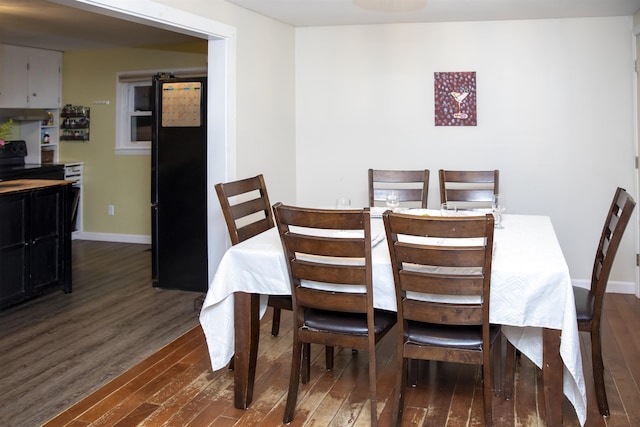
[0,45,28,108]
[28,51,62,108]
[0,44,61,108]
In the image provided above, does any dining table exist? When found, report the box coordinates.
[199,208,587,426]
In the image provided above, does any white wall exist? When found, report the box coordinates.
[295,17,638,287]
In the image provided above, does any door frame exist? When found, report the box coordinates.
[635,28,640,297]
[55,0,237,282]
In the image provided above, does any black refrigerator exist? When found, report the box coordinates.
[151,74,208,292]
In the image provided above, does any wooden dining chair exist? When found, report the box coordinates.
[215,174,291,338]
[439,169,499,210]
[573,187,636,416]
[216,175,334,373]
[504,187,635,417]
[368,169,430,208]
[383,211,500,427]
[273,203,396,426]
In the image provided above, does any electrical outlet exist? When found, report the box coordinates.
[108,205,115,216]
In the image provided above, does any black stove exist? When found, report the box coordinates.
[0,140,64,181]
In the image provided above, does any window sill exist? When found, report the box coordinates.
[115,147,151,155]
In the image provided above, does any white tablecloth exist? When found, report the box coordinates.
[199,212,586,425]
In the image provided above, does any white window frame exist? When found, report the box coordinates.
[115,67,207,155]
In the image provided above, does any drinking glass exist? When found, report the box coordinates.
[492,194,505,229]
[385,191,400,211]
[441,202,457,216]
[336,197,351,209]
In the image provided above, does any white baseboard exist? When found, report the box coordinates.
[572,279,637,295]
[72,231,151,245]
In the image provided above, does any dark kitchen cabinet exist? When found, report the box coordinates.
[0,181,71,308]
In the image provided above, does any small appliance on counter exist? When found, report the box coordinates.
[41,148,55,164]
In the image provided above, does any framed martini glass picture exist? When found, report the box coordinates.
[434,71,477,126]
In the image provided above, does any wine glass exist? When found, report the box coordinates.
[336,197,351,209]
[492,194,505,229]
[441,202,457,216]
[385,191,400,211]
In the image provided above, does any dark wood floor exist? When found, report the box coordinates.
[4,240,640,426]
[0,240,201,427]
[42,275,640,426]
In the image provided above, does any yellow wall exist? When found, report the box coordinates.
[60,42,207,236]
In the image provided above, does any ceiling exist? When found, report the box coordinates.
[0,0,202,51]
[227,0,640,27]
[1,0,639,52]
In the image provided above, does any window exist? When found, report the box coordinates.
[115,67,206,155]
[129,83,152,141]
[116,74,152,155]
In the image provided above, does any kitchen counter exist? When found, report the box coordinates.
[0,163,65,181]
[0,179,74,195]
[0,179,73,308]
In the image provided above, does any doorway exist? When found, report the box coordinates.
[57,0,236,280]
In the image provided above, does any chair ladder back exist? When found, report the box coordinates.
[439,169,499,207]
[395,242,488,268]
[386,213,492,238]
[402,298,484,325]
[368,169,429,208]
[215,174,274,245]
[296,286,368,313]
[590,187,636,316]
[384,212,494,325]
[399,268,486,297]
[276,205,365,230]
[444,188,495,203]
[291,258,367,286]
[372,188,425,204]
[274,204,374,313]
[285,233,366,258]
[235,218,273,243]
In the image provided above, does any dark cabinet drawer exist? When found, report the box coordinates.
[0,193,29,307]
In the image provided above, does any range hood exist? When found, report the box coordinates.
[0,108,50,121]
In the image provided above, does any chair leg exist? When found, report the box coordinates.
[368,349,378,427]
[193,294,205,312]
[325,346,334,370]
[301,343,311,384]
[483,349,494,427]
[591,328,610,416]
[234,292,260,409]
[409,359,418,387]
[271,308,282,336]
[504,340,516,400]
[284,340,303,424]
[392,355,408,427]
[493,332,502,397]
